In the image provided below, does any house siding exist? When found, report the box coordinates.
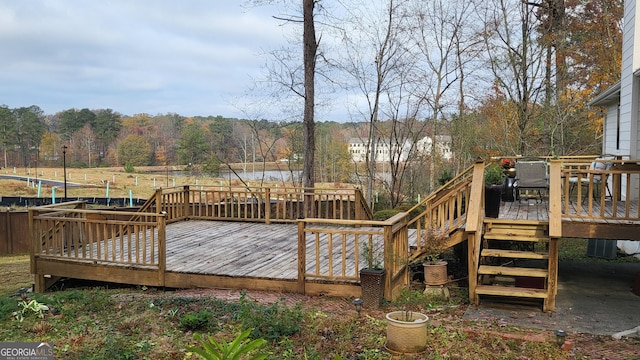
[619,0,635,158]
[603,104,619,155]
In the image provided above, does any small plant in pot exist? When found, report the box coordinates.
[422,232,449,286]
[359,239,386,309]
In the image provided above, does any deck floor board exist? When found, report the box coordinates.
[163,221,395,281]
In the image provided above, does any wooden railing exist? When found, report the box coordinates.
[406,163,475,257]
[30,202,166,269]
[142,185,372,223]
[297,212,409,299]
[549,159,640,226]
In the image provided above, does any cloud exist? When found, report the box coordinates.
[0,0,290,117]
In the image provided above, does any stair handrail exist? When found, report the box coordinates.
[406,162,476,255]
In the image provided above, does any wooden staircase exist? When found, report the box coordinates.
[475,219,557,311]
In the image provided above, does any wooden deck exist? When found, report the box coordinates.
[499,199,549,221]
[29,159,640,308]
[165,220,382,280]
[499,198,639,225]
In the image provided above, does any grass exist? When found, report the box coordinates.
[0,255,32,295]
[0,164,351,202]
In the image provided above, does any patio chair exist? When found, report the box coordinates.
[514,160,548,203]
[568,157,613,200]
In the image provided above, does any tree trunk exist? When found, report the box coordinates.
[303,0,317,217]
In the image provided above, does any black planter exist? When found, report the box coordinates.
[359,268,386,309]
[485,185,502,218]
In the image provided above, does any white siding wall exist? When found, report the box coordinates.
[620,0,636,157]
[603,104,619,155]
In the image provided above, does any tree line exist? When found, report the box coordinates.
[0,0,624,209]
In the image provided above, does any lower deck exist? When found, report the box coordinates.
[34,219,424,297]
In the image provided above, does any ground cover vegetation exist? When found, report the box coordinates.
[0,252,637,359]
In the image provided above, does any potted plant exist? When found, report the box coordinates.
[484,163,504,218]
[502,158,516,177]
[385,310,428,354]
[359,239,385,309]
[422,232,449,286]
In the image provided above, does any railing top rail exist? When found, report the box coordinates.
[300,212,407,228]
[33,200,87,209]
[32,207,164,218]
[183,186,358,193]
[491,155,601,161]
[406,162,475,216]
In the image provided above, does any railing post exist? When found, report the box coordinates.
[466,160,485,305]
[265,187,271,224]
[155,189,163,214]
[355,189,363,220]
[297,219,306,294]
[183,185,190,219]
[382,222,393,300]
[28,208,42,291]
[548,160,562,238]
[158,213,166,287]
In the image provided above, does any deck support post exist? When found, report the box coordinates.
[297,220,306,294]
[545,237,559,312]
[467,233,481,304]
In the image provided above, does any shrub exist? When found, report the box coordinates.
[372,209,401,221]
[124,162,135,173]
[484,163,505,185]
[234,294,303,341]
[180,310,213,331]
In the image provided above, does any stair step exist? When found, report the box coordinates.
[478,265,548,278]
[475,285,548,299]
[484,221,548,239]
[481,249,549,259]
[483,233,548,242]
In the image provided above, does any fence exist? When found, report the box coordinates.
[0,211,29,254]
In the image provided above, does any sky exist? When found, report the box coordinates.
[0,1,300,119]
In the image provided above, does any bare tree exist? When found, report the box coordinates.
[335,0,412,209]
[479,0,546,155]
[411,0,479,188]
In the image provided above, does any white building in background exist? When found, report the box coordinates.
[415,135,453,162]
[348,138,411,162]
[348,135,452,163]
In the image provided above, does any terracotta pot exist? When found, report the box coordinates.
[423,260,448,286]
